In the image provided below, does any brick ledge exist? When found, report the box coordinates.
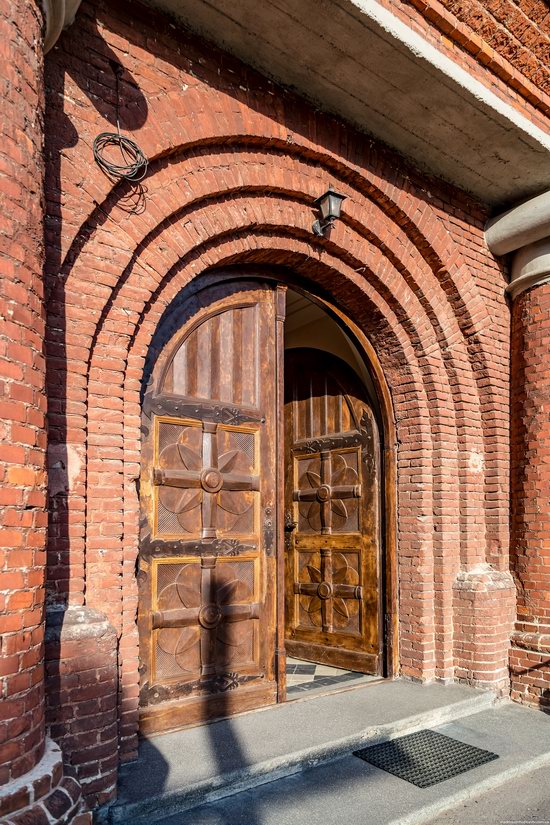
[0,737,90,824]
[511,631,550,655]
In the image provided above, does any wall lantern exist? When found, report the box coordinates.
[312,185,347,236]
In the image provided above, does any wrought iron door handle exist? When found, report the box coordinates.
[284,513,297,532]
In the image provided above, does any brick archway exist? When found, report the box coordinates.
[48,173,513,750]
[44,6,513,779]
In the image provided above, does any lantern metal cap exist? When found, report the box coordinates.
[313,184,346,207]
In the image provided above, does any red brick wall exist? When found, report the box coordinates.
[45,607,119,808]
[510,283,550,711]
[0,0,48,785]
[423,0,549,93]
[43,0,514,778]
[377,0,550,130]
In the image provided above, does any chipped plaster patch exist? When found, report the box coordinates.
[48,443,84,496]
[468,450,484,473]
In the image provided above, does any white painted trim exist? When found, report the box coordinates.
[507,238,550,299]
[42,0,83,53]
[486,190,550,256]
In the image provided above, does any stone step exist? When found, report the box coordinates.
[148,700,550,825]
[101,679,496,825]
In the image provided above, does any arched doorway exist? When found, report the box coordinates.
[138,273,392,735]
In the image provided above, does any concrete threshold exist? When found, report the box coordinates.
[148,699,550,825]
[102,679,496,824]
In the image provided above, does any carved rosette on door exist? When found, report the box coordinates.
[138,280,280,734]
[150,419,262,687]
[284,349,382,675]
[154,419,260,540]
[152,555,260,685]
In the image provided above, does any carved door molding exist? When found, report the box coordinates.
[284,348,382,674]
[138,279,281,734]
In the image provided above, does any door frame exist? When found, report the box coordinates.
[137,267,398,731]
[283,347,384,675]
[138,277,282,734]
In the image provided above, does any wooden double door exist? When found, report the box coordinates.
[138,277,381,735]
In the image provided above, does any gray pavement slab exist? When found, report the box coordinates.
[106,680,495,824]
[142,701,550,825]
[425,762,550,824]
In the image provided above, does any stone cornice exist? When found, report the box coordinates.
[405,0,550,122]
[486,190,550,256]
[486,190,550,300]
[42,0,83,53]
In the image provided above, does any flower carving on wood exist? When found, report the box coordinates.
[157,426,254,533]
[298,454,358,531]
[156,564,253,673]
[304,553,359,628]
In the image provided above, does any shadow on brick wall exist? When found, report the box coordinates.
[511,658,550,715]
[44,4,148,608]
[43,7,148,811]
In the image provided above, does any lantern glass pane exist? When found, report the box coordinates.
[319,194,331,221]
[328,193,338,219]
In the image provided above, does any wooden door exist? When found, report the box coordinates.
[138,279,282,734]
[284,348,382,674]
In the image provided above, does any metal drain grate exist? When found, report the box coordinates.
[353,729,498,787]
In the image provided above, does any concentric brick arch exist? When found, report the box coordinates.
[73,157,488,536]
[60,136,491,336]
[57,138,504,556]
[62,146,490,450]
[85,211,475,653]
[47,136,511,758]
[35,8,517,790]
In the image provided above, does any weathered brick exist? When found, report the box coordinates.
[1,0,549,819]
[0,0,47,787]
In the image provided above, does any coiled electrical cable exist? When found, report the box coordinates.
[92,62,148,182]
[93,130,148,181]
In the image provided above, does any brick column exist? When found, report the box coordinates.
[486,200,550,711]
[0,0,48,785]
[45,608,119,809]
[453,566,515,693]
[510,279,550,710]
[0,1,90,822]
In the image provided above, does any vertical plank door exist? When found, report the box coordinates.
[284,348,382,674]
[138,279,280,734]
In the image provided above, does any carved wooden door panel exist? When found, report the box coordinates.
[284,348,382,674]
[139,279,280,734]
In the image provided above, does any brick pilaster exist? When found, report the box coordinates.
[510,281,550,710]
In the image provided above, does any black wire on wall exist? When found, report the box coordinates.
[93,61,148,183]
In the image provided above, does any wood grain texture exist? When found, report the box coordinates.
[284,348,382,675]
[275,285,287,702]
[139,280,278,731]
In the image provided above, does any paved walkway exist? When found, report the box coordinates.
[107,680,492,823]
[426,762,550,824]
[127,701,550,825]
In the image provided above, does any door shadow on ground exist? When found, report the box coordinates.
[117,686,266,825]
[119,719,261,825]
